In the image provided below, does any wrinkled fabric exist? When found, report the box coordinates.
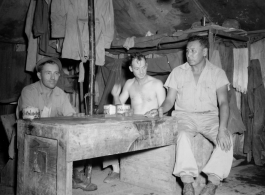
[219,43,234,83]
[227,88,246,134]
[123,36,135,50]
[18,81,76,117]
[103,156,119,173]
[33,0,59,57]
[164,59,229,113]
[165,50,185,70]
[172,111,233,184]
[242,59,265,166]
[210,41,223,69]
[51,0,114,65]
[233,48,249,93]
[25,0,45,72]
[251,38,265,87]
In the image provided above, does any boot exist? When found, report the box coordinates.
[199,182,218,195]
[72,169,97,191]
[183,182,195,195]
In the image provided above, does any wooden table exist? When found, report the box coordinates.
[17,115,177,195]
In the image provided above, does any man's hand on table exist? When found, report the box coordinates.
[144,109,159,118]
[217,128,232,152]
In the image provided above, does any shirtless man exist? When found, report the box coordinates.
[102,53,166,183]
[112,53,165,114]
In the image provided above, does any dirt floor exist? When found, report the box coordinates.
[0,127,265,195]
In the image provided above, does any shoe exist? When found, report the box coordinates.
[103,171,120,183]
[72,169,97,191]
[72,179,97,191]
[183,183,195,195]
[199,182,218,195]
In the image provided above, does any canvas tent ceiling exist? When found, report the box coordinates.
[0,0,265,43]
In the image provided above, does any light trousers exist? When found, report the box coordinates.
[172,111,233,185]
[103,156,120,173]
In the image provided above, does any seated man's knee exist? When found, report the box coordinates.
[177,130,191,141]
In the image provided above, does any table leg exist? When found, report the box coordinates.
[66,162,73,195]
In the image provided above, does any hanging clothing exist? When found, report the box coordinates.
[33,0,59,57]
[51,0,114,66]
[165,50,185,70]
[233,48,249,93]
[251,38,265,87]
[25,0,45,72]
[210,43,223,69]
[219,43,234,83]
[227,88,246,134]
[242,59,265,166]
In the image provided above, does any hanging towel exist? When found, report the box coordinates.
[233,48,249,93]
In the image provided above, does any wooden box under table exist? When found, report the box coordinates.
[17,115,177,195]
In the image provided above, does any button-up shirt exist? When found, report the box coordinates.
[19,81,75,117]
[164,59,229,114]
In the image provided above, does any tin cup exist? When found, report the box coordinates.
[116,104,130,116]
[104,104,116,115]
[22,107,40,120]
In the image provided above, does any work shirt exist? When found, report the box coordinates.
[164,59,229,114]
[19,81,75,117]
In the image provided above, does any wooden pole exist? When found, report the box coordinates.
[88,0,96,115]
[208,28,214,59]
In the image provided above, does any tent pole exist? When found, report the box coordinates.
[88,0,95,115]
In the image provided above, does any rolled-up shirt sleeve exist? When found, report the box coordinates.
[216,69,230,90]
[164,67,180,91]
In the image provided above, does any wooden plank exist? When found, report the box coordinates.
[57,128,68,195]
[66,162,73,195]
[17,121,25,195]
[208,29,214,59]
[212,29,249,42]
[120,145,178,195]
[67,117,177,161]
[24,135,57,195]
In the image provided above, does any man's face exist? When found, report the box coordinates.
[37,63,60,89]
[129,58,148,79]
[186,40,207,66]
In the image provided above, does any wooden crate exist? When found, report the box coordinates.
[120,134,214,193]
[120,145,178,195]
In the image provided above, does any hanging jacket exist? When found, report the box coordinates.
[242,59,265,166]
[51,0,114,65]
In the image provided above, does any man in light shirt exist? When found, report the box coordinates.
[18,57,97,191]
[146,36,233,195]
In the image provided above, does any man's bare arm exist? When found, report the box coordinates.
[216,84,231,152]
[111,81,131,105]
[156,81,166,106]
[145,87,177,117]
[161,87,177,113]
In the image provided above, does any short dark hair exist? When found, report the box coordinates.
[187,36,209,48]
[130,53,146,66]
[36,61,59,72]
